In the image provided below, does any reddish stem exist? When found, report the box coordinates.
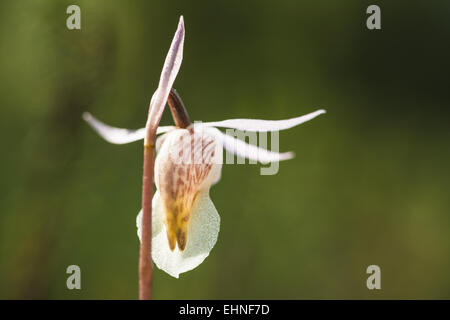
[139,144,154,300]
[139,90,187,300]
[138,89,189,299]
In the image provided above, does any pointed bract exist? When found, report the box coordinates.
[146,16,185,142]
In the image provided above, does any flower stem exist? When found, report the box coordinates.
[139,143,154,300]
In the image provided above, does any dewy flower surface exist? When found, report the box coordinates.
[83,16,325,278]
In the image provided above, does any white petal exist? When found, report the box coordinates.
[202,109,326,132]
[146,16,185,133]
[208,128,294,164]
[136,190,220,278]
[83,112,173,144]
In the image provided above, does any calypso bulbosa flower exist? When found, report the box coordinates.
[83,16,325,278]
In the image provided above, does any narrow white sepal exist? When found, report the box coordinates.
[82,112,174,144]
[202,109,326,132]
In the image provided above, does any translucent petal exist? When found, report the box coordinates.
[136,192,164,242]
[201,109,326,132]
[208,128,294,164]
[136,190,220,278]
[83,112,173,144]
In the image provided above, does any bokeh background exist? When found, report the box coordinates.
[0,0,449,299]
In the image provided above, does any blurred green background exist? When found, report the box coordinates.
[0,0,449,299]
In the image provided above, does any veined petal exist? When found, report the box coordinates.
[155,127,222,251]
[83,112,174,144]
[136,190,220,278]
[201,109,326,132]
[208,128,294,164]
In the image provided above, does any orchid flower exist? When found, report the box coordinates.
[83,16,325,279]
